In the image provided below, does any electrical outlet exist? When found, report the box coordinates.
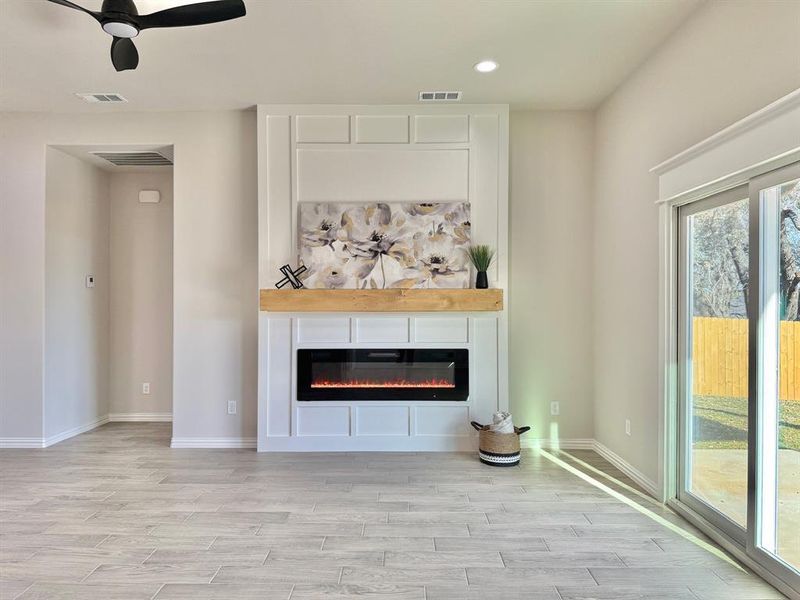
[550,401,560,416]
[625,419,631,436]
[142,382,150,395]
[227,400,237,415]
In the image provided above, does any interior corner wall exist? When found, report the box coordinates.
[592,0,800,483]
[44,147,110,439]
[509,111,595,442]
[0,110,257,445]
[109,171,173,418]
[0,114,45,441]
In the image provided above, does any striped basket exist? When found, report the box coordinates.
[471,421,531,467]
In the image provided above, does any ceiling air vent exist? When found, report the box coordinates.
[76,92,128,103]
[91,151,173,167]
[418,91,462,102]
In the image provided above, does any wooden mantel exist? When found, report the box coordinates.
[259,288,503,312]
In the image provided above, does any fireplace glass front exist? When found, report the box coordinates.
[297,349,468,401]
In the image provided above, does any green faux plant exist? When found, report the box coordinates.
[466,244,496,272]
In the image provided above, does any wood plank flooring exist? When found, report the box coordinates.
[0,423,786,599]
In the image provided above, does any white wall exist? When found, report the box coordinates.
[1,119,45,441]
[44,148,110,440]
[110,172,173,418]
[0,111,256,444]
[592,0,800,483]
[509,111,595,442]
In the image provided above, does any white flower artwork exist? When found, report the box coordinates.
[298,202,471,289]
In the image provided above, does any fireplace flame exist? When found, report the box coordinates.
[311,378,455,389]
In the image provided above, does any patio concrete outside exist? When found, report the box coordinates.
[692,448,800,569]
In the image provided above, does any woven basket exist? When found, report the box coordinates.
[471,421,531,467]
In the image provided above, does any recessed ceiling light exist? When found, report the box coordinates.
[474,60,498,73]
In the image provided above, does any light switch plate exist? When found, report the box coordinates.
[85,275,95,288]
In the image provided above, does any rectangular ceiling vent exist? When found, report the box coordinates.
[76,93,128,103]
[91,151,173,167]
[418,91,462,102]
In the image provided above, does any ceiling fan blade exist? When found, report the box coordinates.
[110,36,139,72]
[136,0,245,30]
[44,0,100,21]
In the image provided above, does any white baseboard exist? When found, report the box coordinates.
[43,414,110,447]
[1,413,172,449]
[109,413,172,422]
[0,437,46,449]
[0,415,110,449]
[591,440,659,497]
[519,437,659,498]
[521,438,595,450]
[171,437,257,449]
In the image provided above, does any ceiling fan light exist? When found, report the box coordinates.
[102,21,139,38]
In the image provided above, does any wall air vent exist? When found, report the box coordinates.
[91,151,173,167]
[418,91,462,102]
[76,93,128,103]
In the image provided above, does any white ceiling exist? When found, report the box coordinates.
[0,0,700,113]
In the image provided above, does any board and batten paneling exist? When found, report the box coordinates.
[295,115,351,143]
[259,106,508,287]
[297,317,351,344]
[257,105,509,452]
[414,114,470,143]
[355,115,409,144]
[415,317,469,344]
[297,405,351,436]
[264,317,291,440]
[296,148,469,203]
[356,405,410,436]
[354,317,410,344]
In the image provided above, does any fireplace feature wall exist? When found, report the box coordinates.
[298,349,469,401]
[258,104,508,451]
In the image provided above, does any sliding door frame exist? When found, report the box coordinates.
[676,184,750,545]
[747,162,800,591]
[665,162,800,596]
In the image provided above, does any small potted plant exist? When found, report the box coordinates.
[466,245,495,289]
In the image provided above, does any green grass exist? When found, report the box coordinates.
[693,395,800,450]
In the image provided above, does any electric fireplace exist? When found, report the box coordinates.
[297,349,469,401]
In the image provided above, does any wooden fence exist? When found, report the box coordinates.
[693,316,800,401]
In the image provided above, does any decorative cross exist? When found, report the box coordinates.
[275,263,307,289]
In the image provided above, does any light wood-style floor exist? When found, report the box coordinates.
[0,423,786,599]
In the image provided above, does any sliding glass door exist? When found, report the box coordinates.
[678,162,800,589]
[748,166,800,582]
[678,186,750,541]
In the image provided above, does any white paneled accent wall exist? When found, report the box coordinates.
[260,315,501,451]
[257,105,509,452]
[355,115,409,144]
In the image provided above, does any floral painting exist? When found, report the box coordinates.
[299,202,471,289]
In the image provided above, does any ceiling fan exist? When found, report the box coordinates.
[45,0,246,72]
